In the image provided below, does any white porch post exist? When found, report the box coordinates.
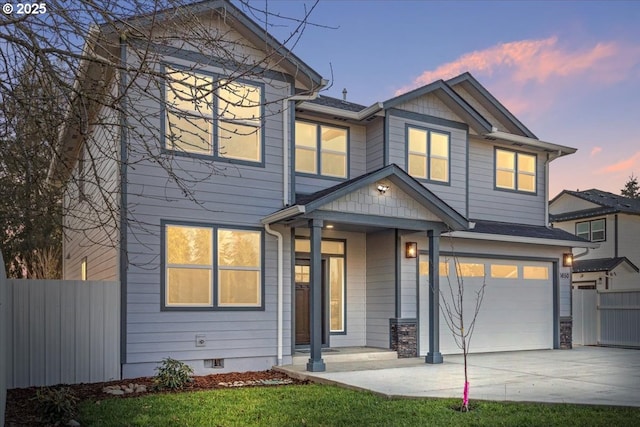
[307,218,326,372]
[426,229,443,364]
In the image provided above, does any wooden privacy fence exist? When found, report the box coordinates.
[573,289,640,348]
[6,279,120,388]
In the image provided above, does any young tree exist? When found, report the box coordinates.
[0,1,325,271]
[439,247,486,412]
[621,174,640,199]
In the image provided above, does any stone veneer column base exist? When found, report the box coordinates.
[560,316,572,350]
[389,318,417,358]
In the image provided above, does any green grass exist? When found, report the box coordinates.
[79,384,640,427]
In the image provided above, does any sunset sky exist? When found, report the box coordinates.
[263,0,640,198]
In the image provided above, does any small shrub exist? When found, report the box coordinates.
[154,357,194,390]
[33,386,79,425]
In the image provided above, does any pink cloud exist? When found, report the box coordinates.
[598,151,640,174]
[590,147,602,157]
[395,37,638,102]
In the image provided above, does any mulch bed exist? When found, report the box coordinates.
[5,370,308,426]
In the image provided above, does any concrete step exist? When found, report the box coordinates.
[292,347,397,365]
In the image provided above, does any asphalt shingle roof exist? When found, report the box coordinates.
[469,220,589,243]
[306,94,367,112]
[573,257,639,273]
[551,189,640,221]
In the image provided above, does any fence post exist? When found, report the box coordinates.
[1,251,7,426]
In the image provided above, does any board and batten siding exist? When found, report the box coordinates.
[6,279,120,388]
[386,112,468,216]
[120,53,295,376]
[365,230,396,348]
[467,137,546,226]
[63,82,120,281]
[294,114,367,196]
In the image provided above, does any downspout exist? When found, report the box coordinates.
[270,81,326,366]
[118,33,129,374]
[264,224,284,365]
[545,153,551,226]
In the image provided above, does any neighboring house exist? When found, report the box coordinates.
[550,189,640,290]
[48,0,591,378]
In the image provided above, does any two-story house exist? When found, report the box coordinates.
[550,189,640,290]
[48,0,591,378]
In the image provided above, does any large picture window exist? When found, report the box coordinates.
[406,126,449,183]
[295,121,348,178]
[495,148,536,193]
[164,66,263,163]
[164,223,263,309]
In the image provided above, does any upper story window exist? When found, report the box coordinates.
[163,222,263,310]
[295,121,348,179]
[495,148,536,193]
[406,126,449,183]
[164,66,263,164]
[576,218,605,242]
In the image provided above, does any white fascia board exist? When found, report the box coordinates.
[486,131,577,158]
[297,101,384,121]
[261,205,305,224]
[445,230,599,249]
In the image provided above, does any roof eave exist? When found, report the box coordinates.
[485,130,577,158]
[445,230,599,248]
[296,101,384,121]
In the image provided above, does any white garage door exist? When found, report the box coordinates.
[418,255,554,355]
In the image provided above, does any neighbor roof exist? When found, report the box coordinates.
[550,189,640,221]
[573,257,639,273]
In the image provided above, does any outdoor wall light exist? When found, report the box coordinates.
[376,184,389,194]
[405,242,418,258]
[562,253,573,267]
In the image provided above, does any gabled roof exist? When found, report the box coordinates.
[383,80,493,135]
[573,257,639,273]
[263,164,470,231]
[550,189,640,221]
[446,72,537,138]
[48,0,325,186]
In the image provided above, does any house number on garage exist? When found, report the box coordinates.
[560,273,570,279]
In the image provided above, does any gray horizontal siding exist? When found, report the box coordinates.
[386,113,468,215]
[468,137,546,225]
[366,230,395,348]
[366,118,384,172]
[294,115,367,196]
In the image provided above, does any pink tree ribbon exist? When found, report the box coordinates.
[463,381,470,407]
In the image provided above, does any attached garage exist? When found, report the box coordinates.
[418,255,554,355]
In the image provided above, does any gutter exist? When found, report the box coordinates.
[296,100,385,122]
[445,230,599,249]
[485,130,576,158]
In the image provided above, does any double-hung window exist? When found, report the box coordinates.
[164,66,263,163]
[164,223,263,309]
[407,126,449,183]
[295,121,348,178]
[576,218,605,242]
[495,148,536,193]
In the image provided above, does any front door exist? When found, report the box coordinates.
[295,259,327,347]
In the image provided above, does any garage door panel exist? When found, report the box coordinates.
[419,256,553,356]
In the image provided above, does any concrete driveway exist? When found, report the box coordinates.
[279,346,640,407]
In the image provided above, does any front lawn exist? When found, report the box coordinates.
[79,384,640,426]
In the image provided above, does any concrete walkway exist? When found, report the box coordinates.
[277,346,640,407]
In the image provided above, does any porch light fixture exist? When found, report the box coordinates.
[563,253,573,267]
[376,184,389,194]
[405,242,418,258]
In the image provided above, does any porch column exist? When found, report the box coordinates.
[307,218,326,372]
[426,229,443,364]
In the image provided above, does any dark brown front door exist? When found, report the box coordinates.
[295,259,327,346]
